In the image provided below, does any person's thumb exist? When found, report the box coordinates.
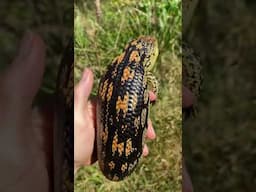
[3,31,45,107]
[74,68,94,112]
[182,86,195,108]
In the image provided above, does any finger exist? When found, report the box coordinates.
[6,31,46,104]
[87,100,97,128]
[74,68,94,112]
[11,31,35,67]
[142,144,149,157]
[149,91,157,102]
[32,102,54,175]
[182,86,195,108]
[146,119,156,140]
[182,159,194,192]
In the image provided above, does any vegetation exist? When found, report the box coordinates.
[184,0,256,191]
[0,1,73,97]
[74,0,182,191]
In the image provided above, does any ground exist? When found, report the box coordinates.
[184,0,256,191]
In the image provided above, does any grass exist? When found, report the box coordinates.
[183,0,256,191]
[0,1,73,96]
[74,0,181,191]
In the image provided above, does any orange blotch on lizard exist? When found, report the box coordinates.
[112,133,118,155]
[108,161,115,170]
[117,142,124,156]
[125,138,133,157]
[121,163,128,173]
[106,82,113,101]
[129,50,140,63]
[121,66,134,83]
[100,79,109,101]
[101,127,108,145]
[116,93,129,115]
[112,132,125,156]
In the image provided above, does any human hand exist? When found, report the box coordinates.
[182,85,195,192]
[0,31,49,192]
[74,68,157,172]
[182,85,195,108]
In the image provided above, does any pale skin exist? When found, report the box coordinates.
[182,85,195,192]
[0,31,48,192]
[0,31,194,192]
[74,68,157,172]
